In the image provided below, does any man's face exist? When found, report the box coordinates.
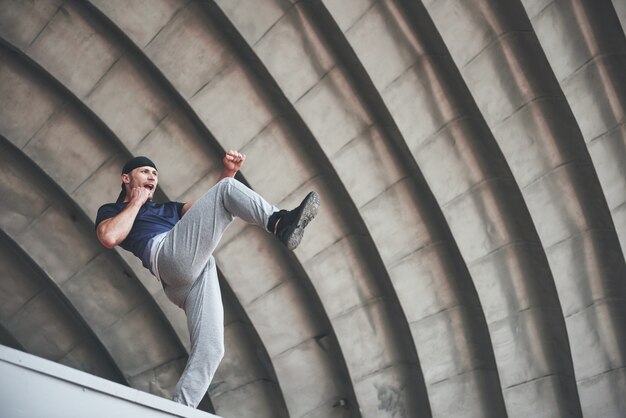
[122,166,158,201]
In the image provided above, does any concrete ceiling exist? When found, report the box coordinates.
[1,0,625,417]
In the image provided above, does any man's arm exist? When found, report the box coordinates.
[181,150,246,216]
[96,187,150,249]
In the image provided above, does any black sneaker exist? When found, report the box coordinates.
[268,192,320,250]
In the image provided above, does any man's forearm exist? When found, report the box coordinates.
[218,168,237,181]
[97,202,142,248]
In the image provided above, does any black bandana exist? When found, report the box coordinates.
[116,156,157,203]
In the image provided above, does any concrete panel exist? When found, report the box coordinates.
[61,253,145,332]
[588,124,626,211]
[133,111,214,200]
[565,300,626,381]
[414,117,509,205]
[491,97,589,188]
[331,127,404,208]
[426,0,532,68]
[211,310,288,416]
[84,56,171,149]
[6,291,81,361]
[0,53,64,148]
[99,304,181,379]
[215,226,290,307]
[145,2,232,98]
[523,162,614,248]
[530,1,626,81]
[18,203,102,284]
[332,299,406,380]
[27,2,120,98]
[59,339,121,382]
[72,154,127,222]
[24,106,114,193]
[89,0,184,48]
[253,4,335,102]
[0,142,55,232]
[295,67,372,156]
[442,179,536,263]
[213,0,289,46]
[345,1,420,90]
[383,60,467,151]
[190,62,274,151]
[213,380,288,418]
[411,305,491,384]
[578,366,626,418]
[246,280,324,358]
[322,0,376,32]
[360,178,432,263]
[388,242,476,322]
[303,236,380,318]
[214,322,270,393]
[468,242,558,323]
[0,246,41,319]
[239,120,315,204]
[489,306,572,389]
[0,0,62,48]
[462,32,562,127]
[128,358,185,399]
[353,364,427,418]
[272,340,350,417]
[562,55,626,142]
[521,0,553,19]
[546,229,626,317]
[503,373,579,418]
[428,369,504,418]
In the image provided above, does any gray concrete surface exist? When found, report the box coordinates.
[0,0,625,416]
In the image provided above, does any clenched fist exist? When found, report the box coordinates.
[222,150,246,176]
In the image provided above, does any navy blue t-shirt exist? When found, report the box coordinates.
[96,201,184,269]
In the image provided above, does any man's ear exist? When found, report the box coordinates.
[122,173,130,184]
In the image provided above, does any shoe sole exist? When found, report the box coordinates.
[285,191,320,250]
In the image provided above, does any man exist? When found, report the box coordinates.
[95,151,319,408]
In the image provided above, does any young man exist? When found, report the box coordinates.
[95,151,319,408]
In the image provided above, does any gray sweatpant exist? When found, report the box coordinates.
[154,177,277,408]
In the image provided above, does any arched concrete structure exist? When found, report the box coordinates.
[1,0,625,416]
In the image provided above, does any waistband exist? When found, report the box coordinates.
[148,232,168,281]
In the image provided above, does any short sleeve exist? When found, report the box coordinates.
[95,204,122,229]
[175,202,184,218]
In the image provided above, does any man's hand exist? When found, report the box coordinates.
[222,150,246,177]
[128,186,150,207]
[182,150,248,217]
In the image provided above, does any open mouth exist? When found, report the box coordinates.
[144,184,155,191]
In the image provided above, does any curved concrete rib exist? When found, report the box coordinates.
[82,0,433,416]
[215,274,290,418]
[424,0,626,416]
[325,0,580,416]
[34,1,357,415]
[217,1,505,417]
[0,228,125,384]
[0,49,190,398]
[517,0,626,415]
[0,27,289,416]
[424,1,626,416]
[206,2,431,416]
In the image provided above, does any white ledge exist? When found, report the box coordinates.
[0,344,220,418]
